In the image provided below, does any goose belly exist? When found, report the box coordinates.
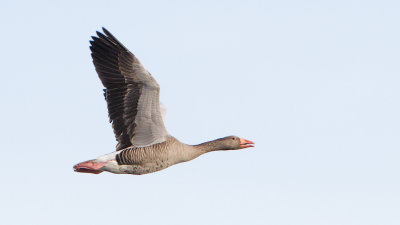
[100,140,197,175]
[113,147,178,175]
[118,161,174,175]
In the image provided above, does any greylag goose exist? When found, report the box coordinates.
[73,28,254,175]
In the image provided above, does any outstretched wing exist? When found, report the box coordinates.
[90,28,169,150]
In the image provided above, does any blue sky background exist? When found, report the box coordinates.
[1,0,399,224]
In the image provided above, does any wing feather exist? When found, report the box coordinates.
[90,28,169,150]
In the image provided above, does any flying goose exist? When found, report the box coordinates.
[73,28,254,175]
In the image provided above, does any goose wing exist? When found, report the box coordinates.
[90,28,169,150]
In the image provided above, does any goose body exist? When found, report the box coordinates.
[73,28,254,175]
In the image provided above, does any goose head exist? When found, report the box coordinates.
[197,136,255,152]
[222,135,255,149]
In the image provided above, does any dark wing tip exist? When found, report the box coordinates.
[99,28,128,50]
[102,27,110,34]
[96,31,103,38]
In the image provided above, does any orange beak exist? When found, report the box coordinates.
[239,138,255,148]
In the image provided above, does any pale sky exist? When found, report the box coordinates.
[1,0,400,225]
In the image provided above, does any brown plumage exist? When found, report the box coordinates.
[73,28,254,175]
